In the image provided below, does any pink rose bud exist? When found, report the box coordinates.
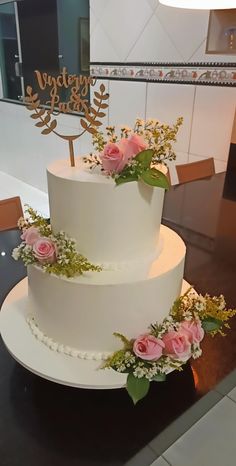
[21,226,40,246]
[162,330,191,360]
[133,334,165,361]
[180,320,204,344]
[33,237,57,264]
[100,142,127,174]
[119,133,148,159]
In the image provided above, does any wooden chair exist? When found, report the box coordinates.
[176,158,215,184]
[0,196,23,231]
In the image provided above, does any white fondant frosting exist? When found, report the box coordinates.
[27,315,111,361]
[47,158,164,264]
[26,157,186,359]
[27,225,185,354]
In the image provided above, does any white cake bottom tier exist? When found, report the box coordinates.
[27,226,186,355]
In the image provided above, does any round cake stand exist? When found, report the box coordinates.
[0,278,190,389]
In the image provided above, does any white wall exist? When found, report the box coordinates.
[0,0,235,190]
[90,0,236,63]
[90,0,236,184]
[105,80,236,184]
[0,99,97,192]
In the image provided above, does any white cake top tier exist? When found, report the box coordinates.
[47,158,165,264]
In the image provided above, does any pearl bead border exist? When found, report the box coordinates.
[27,315,112,361]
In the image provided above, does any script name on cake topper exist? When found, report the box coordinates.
[25,67,109,167]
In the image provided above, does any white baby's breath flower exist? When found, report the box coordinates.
[182,310,193,321]
[24,244,33,253]
[146,366,158,380]
[117,364,126,372]
[218,295,226,311]
[195,301,205,312]
[17,217,26,228]
[133,367,146,379]
[12,247,20,260]
[192,344,202,359]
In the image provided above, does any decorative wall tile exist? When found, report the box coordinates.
[108,80,146,127]
[146,83,195,153]
[89,0,109,22]
[127,15,183,62]
[89,8,97,36]
[90,63,236,86]
[190,86,236,160]
[96,0,153,61]
[156,5,209,62]
[90,0,236,64]
[90,23,119,62]
[147,0,159,12]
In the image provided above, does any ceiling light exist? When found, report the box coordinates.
[159,0,236,9]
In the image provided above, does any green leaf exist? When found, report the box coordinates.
[126,373,150,404]
[202,317,222,333]
[115,174,139,186]
[152,373,166,382]
[134,149,154,168]
[141,168,169,189]
[113,332,131,349]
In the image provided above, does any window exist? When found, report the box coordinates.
[0,0,90,110]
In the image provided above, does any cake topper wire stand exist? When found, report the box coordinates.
[0,278,190,390]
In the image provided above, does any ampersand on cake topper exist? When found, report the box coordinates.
[25,67,109,167]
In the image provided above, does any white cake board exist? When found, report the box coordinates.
[0,278,190,389]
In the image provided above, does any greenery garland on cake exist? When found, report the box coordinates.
[103,289,236,404]
[12,207,101,278]
[83,117,183,189]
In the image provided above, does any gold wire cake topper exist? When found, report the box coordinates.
[25,67,109,167]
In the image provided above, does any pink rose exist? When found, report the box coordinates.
[21,226,40,246]
[100,142,127,174]
[180,320,204,345]
[120,134,147,159]
[162,331,191,360]
[133,334,165,361]
[33,237,57,264]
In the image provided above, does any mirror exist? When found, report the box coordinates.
[0,0,90,110]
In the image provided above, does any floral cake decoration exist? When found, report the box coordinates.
[103,289,236,404]
[12,207,101,278]
[84,117,183,189]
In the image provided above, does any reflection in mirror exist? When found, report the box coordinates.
[0,0,90,111]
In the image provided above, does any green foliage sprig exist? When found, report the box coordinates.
[114,149,169,189]
[91,117,183,163]
[84,117,183,189]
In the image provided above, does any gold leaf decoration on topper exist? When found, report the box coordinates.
[25,68,109,167]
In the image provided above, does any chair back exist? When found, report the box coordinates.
[0,197,23,231]
[176,158,215,184]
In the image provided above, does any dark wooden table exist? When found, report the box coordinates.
[0,171,235,466]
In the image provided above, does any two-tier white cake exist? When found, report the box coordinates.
[26,158,186,361]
